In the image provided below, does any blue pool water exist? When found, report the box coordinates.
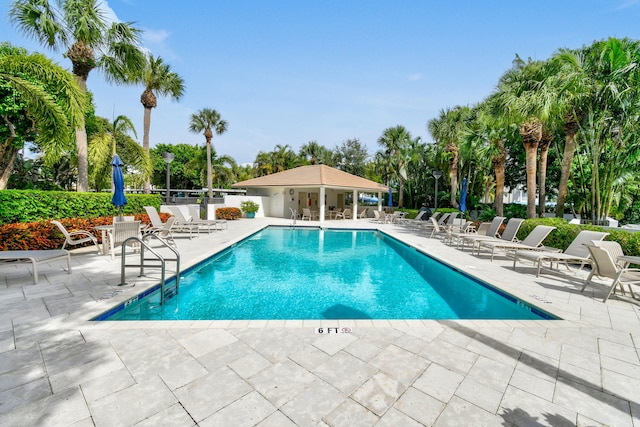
[98,227,554,321]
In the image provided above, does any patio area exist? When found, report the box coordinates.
[0,217,638,426]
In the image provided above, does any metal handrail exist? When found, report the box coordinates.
[120,235,180,304]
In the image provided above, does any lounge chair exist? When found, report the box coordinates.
[475,225,556,261]
[458,216,506,250]
[425,217,449,239]
[397,210,427,227]
[336,208,352,220]
[51,220,100,253]
[144,206,166,230]
[358,208,368,219]
[301,208,313,221]
[168,206,200,238]
[0,250,71,284]
[512,230,609,277]
[143,216,176,246]
[468,218,525,254]
[582,241,640,302]
[187,205,221,233]
[107,220,142,260]
[371,210,380,222]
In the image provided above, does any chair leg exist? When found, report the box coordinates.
[581,270,595,292]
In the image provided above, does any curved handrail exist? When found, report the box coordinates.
[120,235,180,304]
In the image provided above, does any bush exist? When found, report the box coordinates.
[0,212,172,251]
[0,190,162,225]
[240,200,260,213]
[216,207,242,220]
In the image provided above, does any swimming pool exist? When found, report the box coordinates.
[96,227,555,321]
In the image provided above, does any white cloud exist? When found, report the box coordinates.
[143,28,171,44]
[408,73,423,81]
[616,0,639,9]
[99,1,119,25]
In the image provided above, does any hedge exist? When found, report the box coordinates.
[0,213,172,251]
[0,190,162,225]
[216,207,242,220]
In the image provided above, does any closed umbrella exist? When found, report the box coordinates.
[387,187,393,207]
[111,154,127,219]
[459,178,467,213]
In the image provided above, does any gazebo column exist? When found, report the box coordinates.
[319,186,326,222]
[377,192,382,211]
[352,189,358,221]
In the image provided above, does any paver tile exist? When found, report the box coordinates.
[454,376,503,413]
[325,398,380,427]
[281,379,345,426]
[394,387,446,426]
[554,377,633,426]
[135,403,196,427]
[249,360,316,407]
[434,395,504,426]
[200,391,276,427]
[313,351,378,395]
[413,363,464,403]
[0,386,89,426]
[375,407,423,427]
[173,367,251,422]
[351,371,406,416]
[368,344,429,385]
[499,386,576,427]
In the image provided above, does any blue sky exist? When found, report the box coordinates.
[3,0,640,164]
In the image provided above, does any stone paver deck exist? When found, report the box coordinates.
[0,217,639,426]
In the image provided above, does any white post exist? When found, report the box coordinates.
[319,186,326,223]
[377,191,382,212]
[352,189,358,221]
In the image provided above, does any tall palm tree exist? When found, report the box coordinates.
[137,54,185,193]
[428,106,471,209]
[299,140,322,165]
[10,0,145,191]
[377,125,412,208]
[88,115,151,190]
[188,108,228,199]
[496,56,554,218]
[0,42,85,189]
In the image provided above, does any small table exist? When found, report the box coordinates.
[617,255,640,268]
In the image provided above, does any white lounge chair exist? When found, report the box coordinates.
[0,250,71,284]
[582,241,640,302]
[168,206,200,239]
[458,216,506,250]
[143,216,177,246]
[301,208,313,221]
[475,224,556,261]
[51,220,100,253]
[144,206,166,230]
[187,205,221,233]
[512,230,609,277]
[469,218,526,254]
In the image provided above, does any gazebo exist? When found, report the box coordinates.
[231,165,390,222]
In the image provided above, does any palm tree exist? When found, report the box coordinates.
[137,54,185,193]
[299,140,322,165]
[10,0,145,191]
[88,115,151,190]
[428,106,472,209]
[0,42,85,189]
[377,125,412,208]
[496,56,555,218]
[188,108,228,199]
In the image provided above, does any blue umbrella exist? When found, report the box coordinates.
[459,178,467,213]
[111,154,127,218]
[387,187,393,207]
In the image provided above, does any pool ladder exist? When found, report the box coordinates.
[119,235,180,304]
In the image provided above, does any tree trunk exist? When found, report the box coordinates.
[74,75,89,192]
[447,143,459,209]
[520,120,541,219]
[492,139,506,217]
[398,176,404,208]
[556,120,579,217]
[0,140,19,190]
[206,136,213,200]
[537,130,552,217]
[142,106,152,193]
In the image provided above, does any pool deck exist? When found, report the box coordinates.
[0,217,639,426]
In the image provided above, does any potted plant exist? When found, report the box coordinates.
[240,200,260,218]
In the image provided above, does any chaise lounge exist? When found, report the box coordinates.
[0,250,71,284]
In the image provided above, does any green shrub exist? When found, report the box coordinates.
[0,190,162,224]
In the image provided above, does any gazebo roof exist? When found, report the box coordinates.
[232,165,389,192]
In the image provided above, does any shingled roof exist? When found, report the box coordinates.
[232,165,389,192]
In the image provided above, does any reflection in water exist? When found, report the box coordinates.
[322,303,372,319]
